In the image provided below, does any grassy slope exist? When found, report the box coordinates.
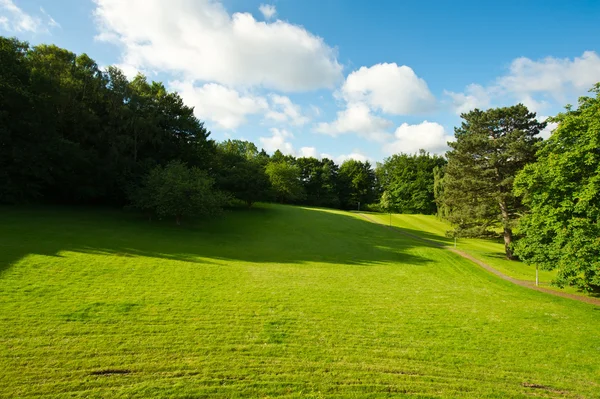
[0,204,599,398]
[362,213,563,286]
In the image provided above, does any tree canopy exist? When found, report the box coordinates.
[0,37,213,205]
[377,151,446,214]
[514,85,600,291]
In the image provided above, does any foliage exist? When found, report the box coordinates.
[379,190,394,214]
[432,165,448,219]
[215,140,271,207]
[130,161,226,224]
[441,104,545,258]
[265,161,305,203]
[295,157,340,208]
[0,37,213,205]
[0,38,55,202]
[338,159,377,209]
[0,36,389,214]
[377,150,446,214]
[514,84,600,291]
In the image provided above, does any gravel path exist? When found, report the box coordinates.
[358,213,600,306]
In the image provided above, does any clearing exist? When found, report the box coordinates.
[1,204,599,398]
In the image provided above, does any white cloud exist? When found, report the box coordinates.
[258,4,276,20]
[499,51,600,99]
[40,7,60,28]
[336,152,370,163]
[109,63,141,80]
[342,63,436,115]
[385,121,452,155]
[447,51,600,114]
[265,94,309,126]
[315,102,393,142]
[258,131,340,160]
[171,81,268,130]
[93,0,342,92]
[309,105,321,117]
[298,147,318,158]
[0,0,57,33]
[259,128,295,155]
[445,84,490,115]
[538,115,558,140]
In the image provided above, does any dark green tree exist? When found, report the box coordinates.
[130,161,227,225]
[295,157,340,208]
[376,150,446,214]
[0,37,53,202]
[265,161,305,203]
[514,85,600,291]
[338,159,376,209]
[442,104,545,259]
[215,140,271,207]
[0,36,215,205]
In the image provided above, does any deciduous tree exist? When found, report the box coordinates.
[514,85,600,291]
[130,161,227,224]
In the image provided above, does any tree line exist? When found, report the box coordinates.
[1,35,440,217]
[2,36,598,291]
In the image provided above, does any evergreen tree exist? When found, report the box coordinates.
[441,105,545,259]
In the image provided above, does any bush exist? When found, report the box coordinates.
[130,161,227,224]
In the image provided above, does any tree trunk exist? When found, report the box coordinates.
[499,200,515,260]
[176,215,181,225]
[503,226,515,260]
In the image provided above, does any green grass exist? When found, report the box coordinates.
[362,213,566,287]
[1,204,599,398]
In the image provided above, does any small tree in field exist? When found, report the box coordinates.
[379,190,394,226]
[131,161,227,224]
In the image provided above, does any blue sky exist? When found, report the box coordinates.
[2,0,600,164]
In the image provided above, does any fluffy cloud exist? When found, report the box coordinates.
[171,81,268,129]
[259,128,295,155]
[447,51,600,114]
[258,4,276,20]
[0,0,58,33]
[93,0,342,92]
[298,147,318,158]
[315,103,393,142]
[499,51,600,99]
[445,84,490,115]
[342,63,436,115]
[385,121,452,155]
[265,94,309,126]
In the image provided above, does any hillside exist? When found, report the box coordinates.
[1,205,599,398]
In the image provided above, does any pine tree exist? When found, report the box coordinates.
[442,104,545,259]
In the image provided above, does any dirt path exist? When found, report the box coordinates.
[358,213,600,306]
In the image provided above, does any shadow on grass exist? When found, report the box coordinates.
[0,204,446,276]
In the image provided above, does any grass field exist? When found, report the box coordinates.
[1,204,599,398]
[361,213,565,287]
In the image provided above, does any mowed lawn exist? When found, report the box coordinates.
[363,213,563,286]
[1,205,599,398]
